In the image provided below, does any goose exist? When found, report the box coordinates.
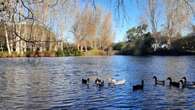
[181,77,195,89]
[153,76,165,85]
[95,78,104,87]
[82,78,89,84]
[108,78,126,85]
[167,77,183,88]
[133,80,144,91]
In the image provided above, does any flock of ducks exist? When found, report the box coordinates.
[82,77,126,87]
[133,76,195,91]
[82,76,195,91]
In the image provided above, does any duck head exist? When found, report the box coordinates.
[167,77,172,85]
[167,77,172,82]
[179,80,184,88]
[181,77,187,84]
[153,76,157,80]
[95,78,102,84]
[153,76,157,82]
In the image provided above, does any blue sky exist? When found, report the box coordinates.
[63,0,194,43]
[94,0,144,42]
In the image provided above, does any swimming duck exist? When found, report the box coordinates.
[95,78,101,84]
[153,76,165,85]
[95,78,104,87]
[108,78,126,85]
[181,77,195,89]
[82,78,90,84]
[97,81,104,87]
[167,77,183,88]
[133,80,144,91]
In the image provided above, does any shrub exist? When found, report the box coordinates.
[113,42,126,50]
[56,50,64,57]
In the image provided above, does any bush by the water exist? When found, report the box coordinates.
[115,34,195,56]
[114,24,154,55]
[0,48,83,58]
[54,44,83,57]
[113,42,126,51]
[172,36,195,51]
[114,32,154,55]
[56,47,83,57]
[84,49,107,56]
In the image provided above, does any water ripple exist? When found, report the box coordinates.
[0,56,195,109]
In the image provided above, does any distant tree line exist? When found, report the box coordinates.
[113,24,195,56]
[1,0,195,56]
[113,0,195,56]
[0,0,119,56]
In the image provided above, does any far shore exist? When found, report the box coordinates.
[1,50,195,58]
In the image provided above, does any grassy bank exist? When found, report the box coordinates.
[0,49,83,58]
[83,49,113,56]
[0,49,112,58]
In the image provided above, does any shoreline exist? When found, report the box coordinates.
[1,49,195,58]
[1,54,195,58]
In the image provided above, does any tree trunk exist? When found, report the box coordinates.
[85,45,87,52]
[77,43,80,50]
[80,45,83,51]
[4,24,11,55]
[16,23,21,54]
[84,42,87,52]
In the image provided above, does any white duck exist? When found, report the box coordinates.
[108,78,126,85]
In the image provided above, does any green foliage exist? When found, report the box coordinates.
[126,24,147,42]
[84,49,107,56]
[0,51,10,57]
[113,42,126,50]
[119,24,154,55]
[132,32,154,55]
[56,44,83,57]
[126,27,137,42]
[172,36,195,52]
[0,47,83,57]
[56,50,65,57]
[56,46,83,57]
[63,48,83,56]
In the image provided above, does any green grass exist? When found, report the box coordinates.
[0,49,109,57]
[56,49,83,57]
[84,49,107,56]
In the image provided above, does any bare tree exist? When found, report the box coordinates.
[0,0,129,55]
[99,12,114,50]
[72,6,114,52]
[164,0,194,45]
[147,0,158,33]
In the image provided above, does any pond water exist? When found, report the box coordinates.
[0,56,195,109]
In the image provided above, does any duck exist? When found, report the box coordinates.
[95,78,104,87]
[97,81,104,87]
[133,80,144,91]
[95,78,101,84]
[153,76,165,85]
[181,77,190,85]
[181,77,195,89]
[167,77,183,88]
[108,78,126,85]
[82,78,90,84]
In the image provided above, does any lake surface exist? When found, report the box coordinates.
[0,56,195,110]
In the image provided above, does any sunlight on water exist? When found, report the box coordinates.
[0,56,195,109]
